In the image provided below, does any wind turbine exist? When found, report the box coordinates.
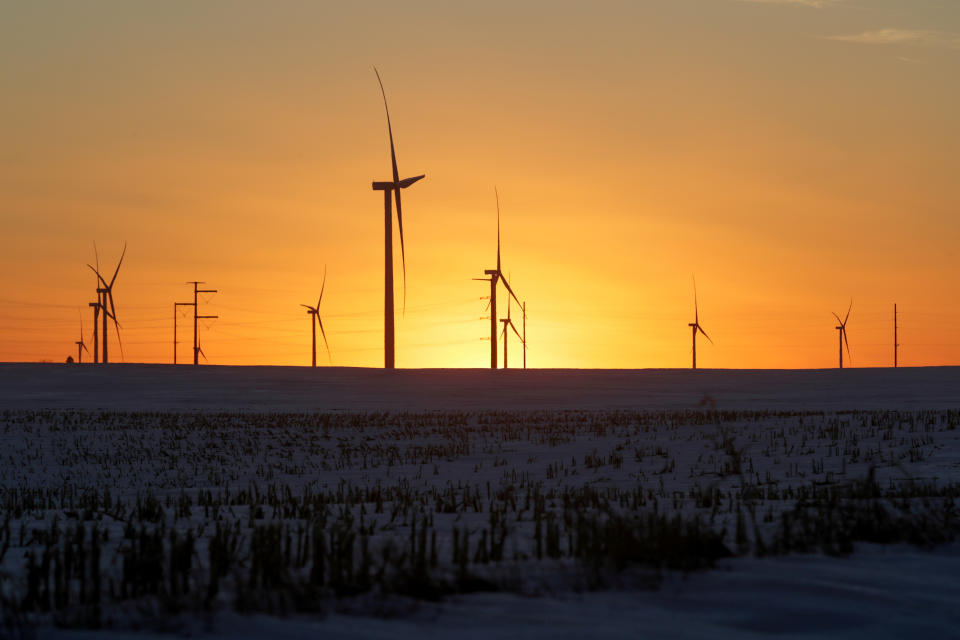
[75,313,89,364]
[88,301,99,363]
[473,188,522,369]
[301,267,331,368]
[499,292,524,369]
[688,278,712,370]
[521,301,527,369]
[87,243,125,364]
[371,67,424,369]
[833,301,852,369]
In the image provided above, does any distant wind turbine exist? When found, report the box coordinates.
[499,284,524,368]
[371,67,424,370]
[87,243,125,364]
[473,188,522,369]
[833,301,852,369]
[522,301,527,369]
[688,278,712,370]
[301,266,331,368]
[75,313,89,364]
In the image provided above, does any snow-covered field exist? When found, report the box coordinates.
[1,364,959,638]
[2,363,960,411]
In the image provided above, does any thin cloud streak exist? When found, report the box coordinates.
[826,28,960,50]
[737,0,839,8]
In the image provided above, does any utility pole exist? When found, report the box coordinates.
[89,301,100,364]
[894,303,899,368]
[186,282,218,366]
[174,301,193,364]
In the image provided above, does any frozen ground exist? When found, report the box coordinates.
[44,544,960,640]
[1,363,959,411]
[1,364,959,638]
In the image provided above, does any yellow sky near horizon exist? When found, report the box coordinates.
[2,1,958,369]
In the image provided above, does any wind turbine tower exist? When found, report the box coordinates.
[370,68,424,369]
[688,278,713,370]
[499,292,523,368]
[522,301,527,369]
[88,301,100,364]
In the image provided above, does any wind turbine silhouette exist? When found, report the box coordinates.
[521,301,527,369]
[301,267,331,368]
[499,291,524,368]
[371,67,424,370]
[75,313,89,364]
[87,243,124,364]
[473,188,522,369]
[688,278,712,370]
[88,245,101,363]
[833,301,852,369]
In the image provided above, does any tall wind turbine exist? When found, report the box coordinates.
[87,243,125,364]
[301,267,331,368]
[688,278,712,370]
[473,188,522,369]
[833,301,852,369]
[499,293,524,369]
[75,313,89,364]
[371,67,424,369]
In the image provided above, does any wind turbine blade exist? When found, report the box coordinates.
[693,276,699,325]
[93,241,100,275]
[81,342,89,354]
[495,187,501,274]
[499,274,523,309]
[374,67,400,186]
[832,312,843,325]
[109,242,127,287]
[375,67,407,314]
[844,300,852,325]
[108,291,123,359]
[199,346,208,362]
[698,325,713,345]
[509,321,523,342]
[843,327,851,362]
[301,304,315,311]
[87,265,109,288]
[398,175,424,188]
[319,264,327,306]
[317,315,331,362]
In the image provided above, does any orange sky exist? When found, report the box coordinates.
[2,1,958,369]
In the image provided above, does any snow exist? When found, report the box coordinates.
[39,545,960,639]
[1,363,959,411]
[2,364,959,638]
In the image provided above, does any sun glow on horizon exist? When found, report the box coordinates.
[2,1,958,370]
